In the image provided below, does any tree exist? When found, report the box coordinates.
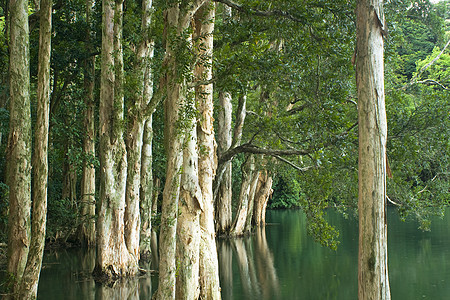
[356,0,390,298]
[94,0,137,280]
[5,0,32,296]
[17,0,52,297]
[79,0,96,247]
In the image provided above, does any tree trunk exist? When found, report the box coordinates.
[244,170,260,233]
[215,92,233,235]
[195,3,222,298]
[125,0,155,262]
[253,171,273,227]
[176,103,202,300]
[140,116,154,260]
[156,3,185,298]
[16,0,52,298]
[79,0,96,247]
[95,0,136,280]
[231,156,255,236]
[5,0,31,296]
[356,0,390,299]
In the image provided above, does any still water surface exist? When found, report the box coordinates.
[36,208,450,299]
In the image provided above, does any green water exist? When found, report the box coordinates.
[35,208,450,299]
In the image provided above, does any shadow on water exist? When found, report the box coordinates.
[30,207,450,299]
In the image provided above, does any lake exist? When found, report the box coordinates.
[34,208,450,299]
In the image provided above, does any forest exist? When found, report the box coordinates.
[0,0,449,299]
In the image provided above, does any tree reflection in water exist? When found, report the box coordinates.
[218,226,280,300]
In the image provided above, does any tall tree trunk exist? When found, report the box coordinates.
[17,0,52,297]
[215,91,233,235]
[95,0,136,280]
[356,0,390,299]
[214,3,233,236]
[79,0,96,247]
[5,0,31,296]
[195,2,221,298]
[156,3,185,298]
[125,0,155,262]
[176,102,202,300]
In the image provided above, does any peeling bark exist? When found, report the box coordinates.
[79,0,96,247]
[195,2,222,298]
[356,0,390,299]
[95,0,137,280]
[5,0,31,296]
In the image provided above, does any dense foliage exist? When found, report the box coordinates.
[0,0,448,248]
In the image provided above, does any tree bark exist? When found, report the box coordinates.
[125,0,155,262]
[5,0,31,296]
[156,3,185,298]
[253,171,273,227]
[79,0,96,247]
[215,92,233,235]
[356,0,390,299]
[195,2,222,298]
[176,103,202,300]
[16,0,52,297]
[140,116,154,259]
[95,0,136,280]
[231,156,255,236]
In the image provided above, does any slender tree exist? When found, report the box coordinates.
[17,0,52,297]
[356,0,391,299]
[95,0,137,279]
[5,0,31,296]
[125,0,155,261]
[195,2,221,298]
[79,0,96,247]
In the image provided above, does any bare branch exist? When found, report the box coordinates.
[402,39,450,90]
[273,155,314,172]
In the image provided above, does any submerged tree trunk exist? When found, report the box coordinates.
[231,156,255,236]
[244,170,260,233]
[125,0,155,262]
[156,3,186,298]
[5,0,31,296]
[176,102,202,300]
[356,0,390,299]
[195,3,221,298]
[95,0,136,280]
[215,91,233,235]
[79,0,96,247]
[17,0,52,297]
[253,171,273,227]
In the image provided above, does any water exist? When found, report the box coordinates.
[34,208,450,299]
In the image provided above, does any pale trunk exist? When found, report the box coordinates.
[231,156,255,236]
[5,0,31,296]
[80,0,96,246]
[356,0,390,299]
[253,171,273,227]
[195,2,221,298]
[176,110,202,300]
[16,0,52,298]
[95,0,136,279]
[244,170,260,233]
[156,4,184,298]
[140,116,153,259]
[125,0,154,261]
[216,91,233,235]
